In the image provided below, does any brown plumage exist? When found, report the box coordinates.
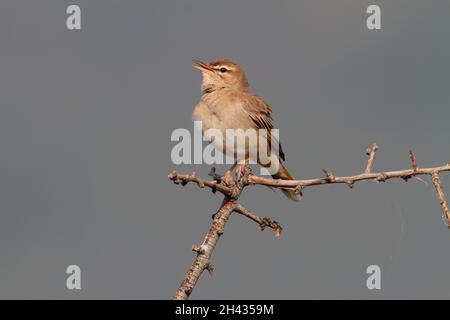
[192,59,300,202]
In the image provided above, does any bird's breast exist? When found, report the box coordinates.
[192,91,254,158]
[192,91,252,134]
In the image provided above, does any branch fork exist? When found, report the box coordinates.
[170,143,450,299]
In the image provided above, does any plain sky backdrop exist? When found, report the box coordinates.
[1,0,450,299]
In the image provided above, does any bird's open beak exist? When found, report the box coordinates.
[193,60,214,73]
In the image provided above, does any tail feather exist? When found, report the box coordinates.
[272,164,301,202]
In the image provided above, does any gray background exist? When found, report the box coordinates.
[1,0,450,299]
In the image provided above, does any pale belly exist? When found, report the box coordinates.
[192,100,277,170]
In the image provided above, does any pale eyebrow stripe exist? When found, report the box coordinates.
[213,65,231,71]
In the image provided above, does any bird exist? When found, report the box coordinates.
[192,59,301,202]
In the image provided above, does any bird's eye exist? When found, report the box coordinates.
[219,67,227,73]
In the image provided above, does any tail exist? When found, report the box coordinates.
[272,163,301,202]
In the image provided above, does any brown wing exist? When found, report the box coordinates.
[240,94,286,161]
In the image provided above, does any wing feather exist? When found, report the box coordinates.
[240,94,285,161]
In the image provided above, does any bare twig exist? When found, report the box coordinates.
[248,163,450,190]
[410,151,418,172]
[365,143,379,173]
[170,144,450,299]
[431,172,450,226]
[168,170,231,196]
[234,204,282,237]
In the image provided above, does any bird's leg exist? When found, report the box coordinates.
[222,162,237,185]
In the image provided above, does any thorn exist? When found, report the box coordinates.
[274,222,283,238]
[294,185,303,197]
[192,245,205,254]
[275,227,282,238]
[366,143,378,156]
[168,170,177,179]
[376,173,388,182]
[205,263,214,276]
[321,168,335,182]
[197,179,205,188]
[259,217,270,231]
[409,150,418,171]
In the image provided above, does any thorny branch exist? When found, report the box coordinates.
[234,204,283,238]
[431,173,450,223]
[169,144,450,300]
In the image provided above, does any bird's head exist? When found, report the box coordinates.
[193,59,249,93]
